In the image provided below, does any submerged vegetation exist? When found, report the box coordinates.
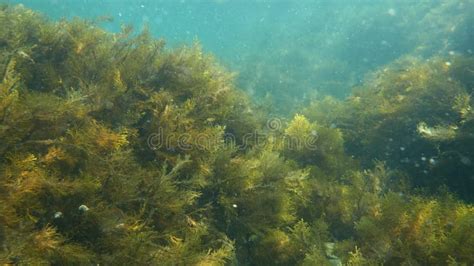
[0,5,473,265]
[303,56,474,203]
[238,0,474,114]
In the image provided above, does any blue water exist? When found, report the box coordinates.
[9,0,474,110]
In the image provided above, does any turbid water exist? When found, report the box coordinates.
[10,0,474,108]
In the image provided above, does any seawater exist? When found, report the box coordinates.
[8,0,473,110]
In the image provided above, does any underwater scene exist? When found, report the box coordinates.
[0,0,474,265]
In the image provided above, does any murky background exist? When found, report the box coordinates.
[9,0,474,112]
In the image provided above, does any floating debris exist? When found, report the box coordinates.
[115,223,125,229]
[417,122,458,141]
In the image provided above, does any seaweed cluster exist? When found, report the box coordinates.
[303,56,474,202]
[0,5,473,265]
